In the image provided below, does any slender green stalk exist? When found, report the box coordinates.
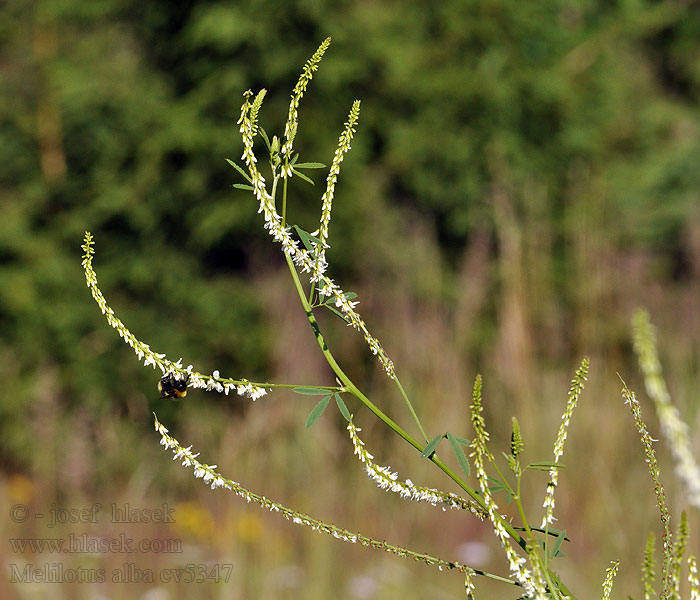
[394,377,429,443]
[281,158,288,225]
[260,382,340,392]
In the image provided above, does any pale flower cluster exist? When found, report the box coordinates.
[347,421,484,516]
[464,571,475,600]
[186,368,268,401]
[153,415,471,574]
[602,561,620,600]
[281,37,331,159]
[541,358,588,528]
[472,445,546,599]
[311,100,360,281]
[622,386,672,532]
[82,233,268,401]
[689,555,699,600]
[238,89,395,378]
[633,310,700,511]
[470,379,548,599]
[82,233,166,372]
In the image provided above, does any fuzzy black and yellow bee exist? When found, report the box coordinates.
[158,371,190,399]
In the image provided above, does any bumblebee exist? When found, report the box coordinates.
[158,372,190,399]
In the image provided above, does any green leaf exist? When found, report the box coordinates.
[514,525,570,541]
[233,184,254,191]
[527,461,565,471]
[225,158,253,183]
[454,436,471,446]
[293,162,327,169]
[446,432,470,477]
[551,529,567,558]
[545,527,569,541]
[323,304,351,323]
[305,395,331,428]
[258,127,272,152]
[421,434,443,458]
[293,387,332,396]
[487,475,506,493]
[292,225,322,252]
[291,168,315,186]
[334,393,351,422]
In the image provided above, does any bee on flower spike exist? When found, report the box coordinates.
[158,372,189,399]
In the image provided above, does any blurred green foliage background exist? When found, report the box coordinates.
[1,1,699,599]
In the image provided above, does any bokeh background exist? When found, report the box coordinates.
[1,1,699,598]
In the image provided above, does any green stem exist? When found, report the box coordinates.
[284,254,524,543]
[265,383,341,392]
[513,473,555,596]
[394,377,429,443]
[280,172,287,225]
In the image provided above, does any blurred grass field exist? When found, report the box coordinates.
[1,246,698,599]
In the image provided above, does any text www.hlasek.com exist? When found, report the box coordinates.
[9,533,181,554]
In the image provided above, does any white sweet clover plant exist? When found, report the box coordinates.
[82,39,699,599]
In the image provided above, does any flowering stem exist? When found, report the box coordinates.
[283,253,533,552]
[285,253,407,438]
[284,244,572,594]
[154,415,518,584]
